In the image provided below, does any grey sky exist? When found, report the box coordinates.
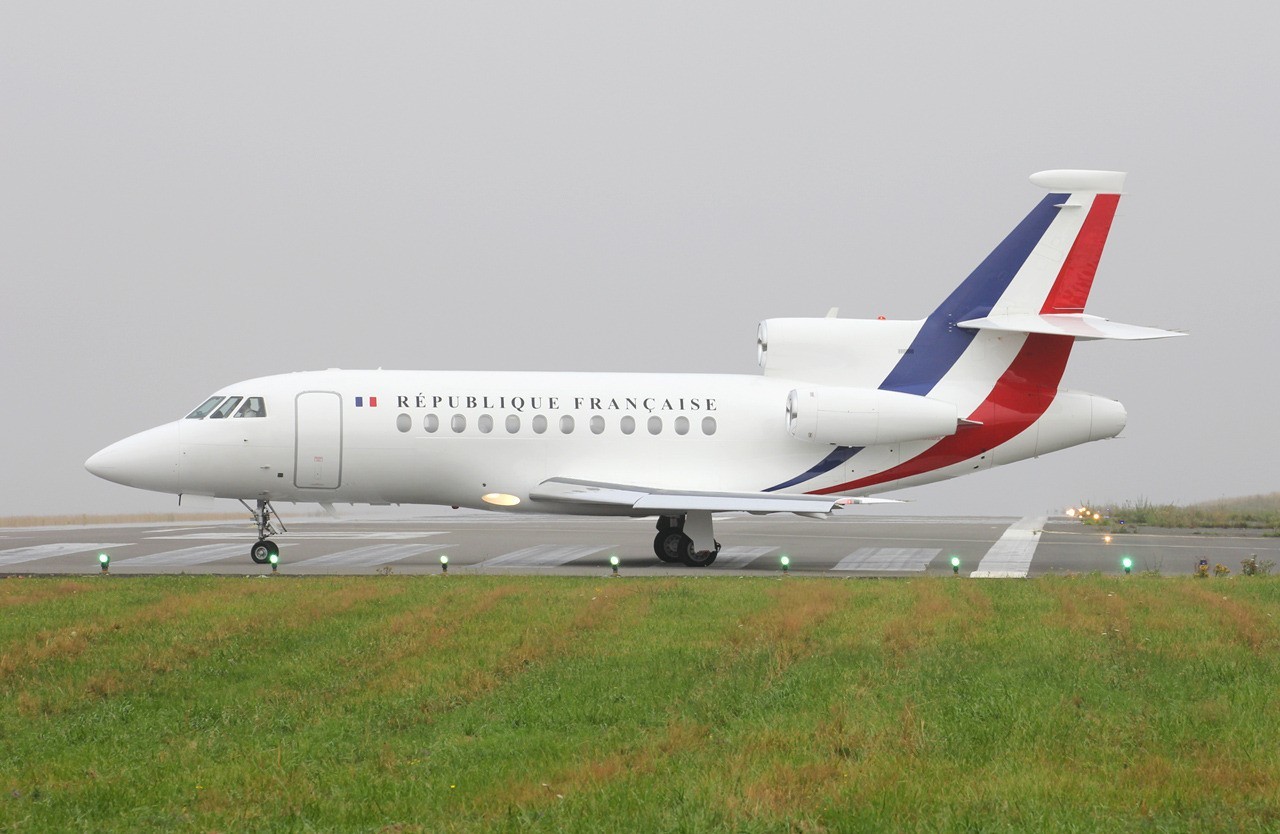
[2,3,1274,518]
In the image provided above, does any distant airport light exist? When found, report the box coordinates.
[1093,513,1102,521]
[98,553,109,575]
[609,554,620,576]
[780,554,790,574]
[1065,508,1076,518]
[440,554,449,574]
[950,555,961,575]
[1104,535,1113,544]
[1122,556,1133,575]
[268,552,279,574]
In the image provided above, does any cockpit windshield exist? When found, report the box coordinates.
[234,397,266,418]
[186,395,268,419]
[208,397,244,419]
[186,396,225,419]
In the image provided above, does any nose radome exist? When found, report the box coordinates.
[85,422,182,493]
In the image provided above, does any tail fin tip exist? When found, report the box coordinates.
[1030,170,1126,193]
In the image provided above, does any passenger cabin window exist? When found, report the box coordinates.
[186,396,224,419]
[647,416,662,435]
[425,414,440,433]
[233,397,266,418]
[532,415,548,434]
[702,416,717,435]
[559,415,575,434]
[451,414,466,433]
[620,416,636,435]
[209,396,243,419]
[505,415,520,433]
[478,414,494,434]
[589,416,605,435]
[674,416,690,436]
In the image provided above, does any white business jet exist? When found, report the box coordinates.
[86,170,1180,566]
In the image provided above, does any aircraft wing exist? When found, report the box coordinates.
[528,477,900,515]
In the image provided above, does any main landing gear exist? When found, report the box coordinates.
[652,512,721,567]
[240,498,286,564]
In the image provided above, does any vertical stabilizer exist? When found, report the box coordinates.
[878,170,1125,397]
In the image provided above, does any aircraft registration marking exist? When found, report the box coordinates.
[831,547,941,572]
[477,544,616,568]
[969,516,1047,578]
[0,543,131,567]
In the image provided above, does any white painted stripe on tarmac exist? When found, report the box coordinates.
[714,546,777,568]
[970,515,1047,578]
[0,543,132,567]
[148,531,445,541]
[291,543,451,568]
[114,544,247,568]
[478,544,615,568]
[831,547,940,572]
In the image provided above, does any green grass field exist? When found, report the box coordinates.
[3,574,1279,832]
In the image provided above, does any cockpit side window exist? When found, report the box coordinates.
[209,396,243,419]
[186,396,225,419]
[233,397,267,418]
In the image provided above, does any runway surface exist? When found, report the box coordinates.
[3,511,1277,578]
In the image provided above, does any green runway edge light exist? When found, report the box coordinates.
[440,554,449,574]
[268,552,279,574]
[1122,556,1133,575]
[98,553,109,575]
[780,554,790,574]
[609,554,619,576]
[950,555,961,575]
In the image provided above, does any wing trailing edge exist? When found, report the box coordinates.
[529,477,900,515]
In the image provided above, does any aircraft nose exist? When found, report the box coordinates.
[86,422,182,493]
[1090,396,1128,441]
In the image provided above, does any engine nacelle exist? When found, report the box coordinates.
[758,317,923,386]
[786,387,959,446]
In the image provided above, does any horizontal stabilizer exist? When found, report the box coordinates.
[957,313,1185,341]
[529,477,895,514]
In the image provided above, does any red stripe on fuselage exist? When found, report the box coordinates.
[1041,193,1120,314]
[811,333,1074,495]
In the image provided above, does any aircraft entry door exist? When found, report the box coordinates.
[295,392,342,489]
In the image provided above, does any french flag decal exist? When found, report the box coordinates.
[355,396,378,408]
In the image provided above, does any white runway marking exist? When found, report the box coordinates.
[148,531,445,541]
[831,547,941,572]
[114,544,247,568]
[0,543,131,568]
[290,543,451,568]
[970,516,1047,578]
[478,544,615,568]
[714,546,777,568]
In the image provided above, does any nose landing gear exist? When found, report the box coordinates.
[241,498,286,564]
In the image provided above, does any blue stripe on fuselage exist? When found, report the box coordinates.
[764,193,1066,491]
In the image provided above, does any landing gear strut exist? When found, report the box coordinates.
[241,498,286,564]
[652,514,721,567]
